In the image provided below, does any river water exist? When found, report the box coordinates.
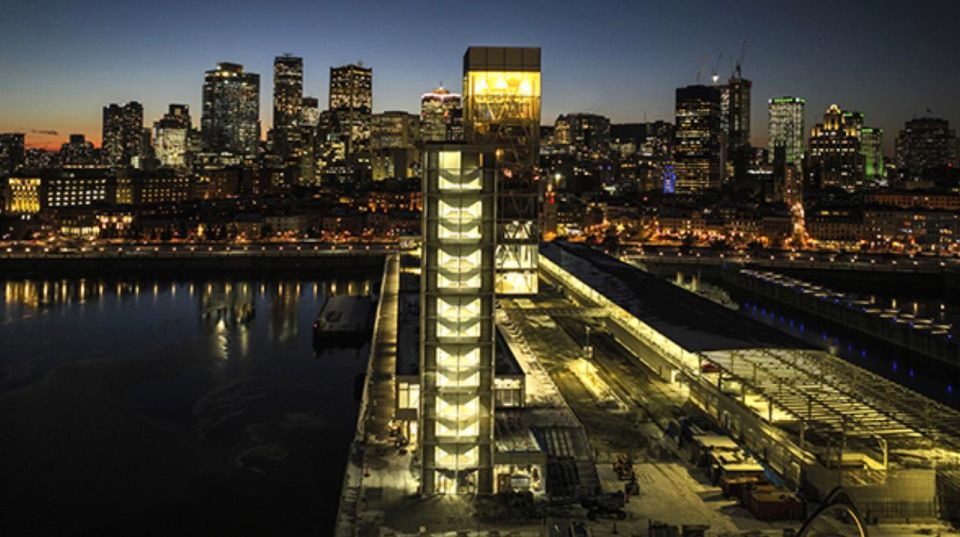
[0,271,378,536]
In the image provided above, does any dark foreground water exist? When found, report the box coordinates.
[0,272,378,536]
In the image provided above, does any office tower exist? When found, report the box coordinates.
[102,102,143,168]
[554,113,611,155]
[420,144,497,495]
[462,46,541,295]
[0,133,25,175]
[724,67,752,150]
[59,134,99,167]
[860,127,885,182]
[673,85,724,192]
[329,63,373,168]
[895,117,959,181]
[298,97,321,185]
[768,97,806,166]
[273,55,304,160]
[201,62,260,158]
[806,104,865,191]
[329,63,372,112]
[154,104,192,169]
[421,87,463,142]
[273,55,303,131]
[371,111,420,180]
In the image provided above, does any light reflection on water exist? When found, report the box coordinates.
[0,271,379,534]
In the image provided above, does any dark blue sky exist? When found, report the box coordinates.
[1,0,956,152]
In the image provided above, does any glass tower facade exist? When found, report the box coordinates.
[674,85,723,192]
[463,47,541,295]
[768,97,806,167]
[420,144,497,495]
[201,62,260,159]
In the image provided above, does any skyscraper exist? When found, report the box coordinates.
[370,111,419,180]
[768,97,805,166]
[201,62,260,158]
[102,102,143,169]
[273,55,303,132]
[895,117,959,181]
[724,67,752,151]
[420,87,463,143]
[673,85,723,192]
[419,144,497,495]
[59,134,99,167]
[860,127,885,183]
[462,46,541,295]
[154,104,192,169]
[329,63,372,113]
[0,133,25,175]
[806,104,865,191]
[329,63,373,168]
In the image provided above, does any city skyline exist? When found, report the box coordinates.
[2,0,957,152]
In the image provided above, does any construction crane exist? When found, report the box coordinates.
[710,53,724,85]
[733,41,750,79]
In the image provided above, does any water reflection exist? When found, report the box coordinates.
[0,269,381,534]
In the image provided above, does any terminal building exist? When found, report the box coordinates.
[540,241,960,519]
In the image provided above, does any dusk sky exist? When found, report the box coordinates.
[1,0,956,152]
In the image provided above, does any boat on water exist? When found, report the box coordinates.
[312,295,377,349]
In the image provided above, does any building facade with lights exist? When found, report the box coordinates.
[462,46,541,295]
[201,62,260,159]
[806,104,866,191]
[674,85,724,193]
[153,104,192,170]
[768,97,806,167]
[371,111,420,181]
[0,133,25,176]
[102,102,144,169]
[419,144,497,494]
[895,117,958,181]
[420,87,463,143]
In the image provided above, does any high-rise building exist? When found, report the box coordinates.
[273,55,304,161]
[768,97,805,166]
[201,62,260,158]
[371,111,420,180]
[724,67,752,151]
[860,127,885,183]
[462,46,541,295]
[102,102,143,168]
[59,134,99,168]
[419,144,497,495]
[273,55,303,132]
[329,63,373,168]
[329,63,372,113]
[806,104,865,191]
[420,87,463,143]
[895,118,959,181]
[673,85,724,192]
[153,104,192,169]
[0,133,25,175]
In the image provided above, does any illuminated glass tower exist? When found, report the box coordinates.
[273,55,303,132]
[768,97,806,166]
[420,87,463,142]
[102,102,144,169]
[674,85,723,192]
[0,133,25,175]
[807,104,865,191]
[201,62,260,159]
[273,55,304,160]
[420,144,497,495]
[860,127,885,182]
[895,117,958,181]
[462,46,541,295]
[153,104,191,169]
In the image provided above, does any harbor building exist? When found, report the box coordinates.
[419,144,498,494]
